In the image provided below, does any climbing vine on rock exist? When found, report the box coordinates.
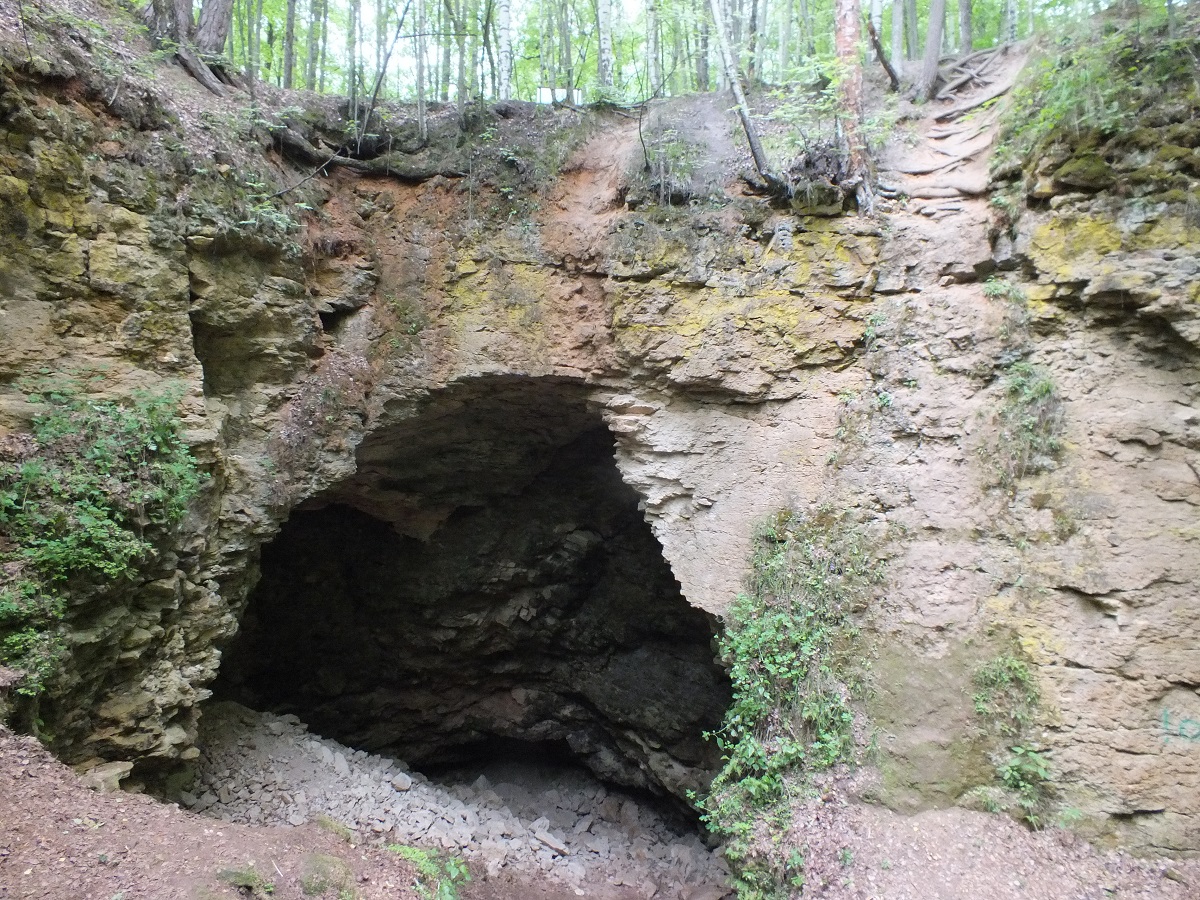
[0,381,201,700]
[700,506,882,899]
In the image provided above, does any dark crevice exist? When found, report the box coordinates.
[212,377,731,812]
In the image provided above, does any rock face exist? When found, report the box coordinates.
[0,34,1198,858]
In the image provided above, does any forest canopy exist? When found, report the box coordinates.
[142,0,1181,106]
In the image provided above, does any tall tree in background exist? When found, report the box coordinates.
[916,0,946,99]
[746,0,760,84]
[834,0,867,193]
[597,0,615,90]
[903,0,917,58]
[416,0,428,139]
[708,0,780,190]
[890,0,903,75]
[347,0,360,107]
[282,0,297,88]
[778,0,793,76]
[648,0,661,96]
[959,0,972,52]
[143,0,230,94]
[498,0,514,99]
[1000,0,1017,43]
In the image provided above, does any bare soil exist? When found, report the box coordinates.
[0,725,424,900]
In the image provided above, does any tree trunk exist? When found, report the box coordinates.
[480,0,497,98]
[376,0,387,92]
[319,0,330,90]
[347,0,359,107]
[439,0,453,101]
[143,0,191,45]
[454,0,468,105]
[707,0,781,190]
[834,0,866,177]
[747,0,759,84]
[305,0,323,88]
[958,0,971,51]
[144,0,229,94]
[868,0,882,59]
[250,0,264,87]
[417,0,428,141]
[778,0,792,76]
[558,0,573,102]
[466,0,482,102]
[890,0,903,76]
[697,1,710,90]
[497,0,513,98]
[597,0,614,89]
[903,0,917,58]
[799,0,814,56]
[647,0,661,96]
[282,0,296,88]
[916,0,946,100]
[196,0,234,55]
[1001,0,1017,43]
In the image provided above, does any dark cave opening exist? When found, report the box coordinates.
[212,377,731,813]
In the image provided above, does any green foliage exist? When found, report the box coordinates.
[970,649,1055,827]
[766,59,848,160]
[0,382,199,698]
[218,867,275,897]
[640,127,701,205]
[982,277,1027,304]
[988,361,1064,491]
[384,292,429,344]
[699,508,881,899]
[973,653,1040,737]
[996,14,1200,169]
[999,745,1053,822]
[386,846,471,900]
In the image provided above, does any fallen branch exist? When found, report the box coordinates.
[269,149,346,199]
[865,19,901,91]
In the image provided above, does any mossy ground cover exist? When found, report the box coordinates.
[996,10,1200,196]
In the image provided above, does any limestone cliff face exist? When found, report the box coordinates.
[0,42,1197,853]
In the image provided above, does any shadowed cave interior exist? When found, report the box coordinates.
[213,377,732,811]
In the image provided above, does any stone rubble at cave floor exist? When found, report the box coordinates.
[188,701,730,898]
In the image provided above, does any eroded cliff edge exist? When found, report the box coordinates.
[0,8,1197,857]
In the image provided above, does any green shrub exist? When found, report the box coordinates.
[970,650,1054,827]
[699,507,881,899]
[996,15,1200,169]
[982,277,1027,304]
[988,361,1064,491]
[972,653,1040,736]
[999,745,1053,823]
[386,846,471,900]
[218,866,275,896]
[0,382,200,697]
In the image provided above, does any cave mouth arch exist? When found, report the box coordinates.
[214,376,731,807]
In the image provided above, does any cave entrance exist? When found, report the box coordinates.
[212,376,731,819]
